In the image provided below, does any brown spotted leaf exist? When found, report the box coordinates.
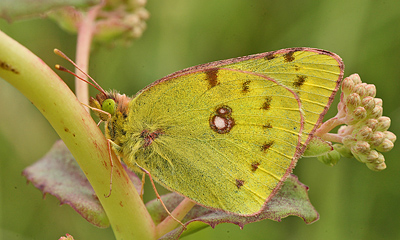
[22,140,142,228]
[147,174,318,240]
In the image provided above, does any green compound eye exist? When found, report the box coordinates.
[102,99,116,115]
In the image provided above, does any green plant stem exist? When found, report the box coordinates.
[0,30,156,240]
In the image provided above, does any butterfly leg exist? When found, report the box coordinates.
[82,102,112,122]
[97,119,103,127]
[84,101,115,196]
[104,139,115,198]
[140,172,145,201]
[136,165,186,229]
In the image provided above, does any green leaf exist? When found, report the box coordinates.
[303,136,333,157]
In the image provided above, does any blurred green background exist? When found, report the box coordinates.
[1,0,400,239]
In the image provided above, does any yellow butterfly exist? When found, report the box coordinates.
[90,48,344,215]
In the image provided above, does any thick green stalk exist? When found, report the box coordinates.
[0,30,156,240]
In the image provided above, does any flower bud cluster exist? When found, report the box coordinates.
[335,74,395,171]
[48,0,150,45]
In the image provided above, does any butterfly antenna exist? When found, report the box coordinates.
[54,49,107,97]
[55,64,106,94]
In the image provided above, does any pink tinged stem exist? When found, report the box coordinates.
[156,198,196,238]
[319,133,344,144]
[315,116,346,137]
[75,4,102,108]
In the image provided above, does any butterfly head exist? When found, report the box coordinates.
[89,91,131,121]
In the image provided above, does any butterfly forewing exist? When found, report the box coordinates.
[225,48,344,143]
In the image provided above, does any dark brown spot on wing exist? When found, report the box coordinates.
[210,105,235,134]
[205,68,219,88]
[284,51,296,62]
[236,179,245,189]
[263,123,272,129]
[261,141,274,152]
[293,75,307,88]
[264,52,276,60]
[251,162,260,172]
[261,96,272,110]
[242,80,251,93]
